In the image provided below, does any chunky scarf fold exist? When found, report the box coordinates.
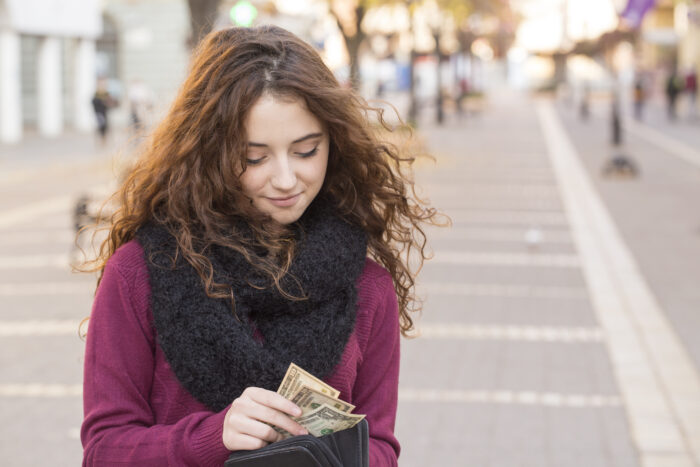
[136,198,368,412]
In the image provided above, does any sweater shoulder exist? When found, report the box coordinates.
[107,239,148,273]
[354,259,396,347]
[104,239,151,315]
[357,258,393,295]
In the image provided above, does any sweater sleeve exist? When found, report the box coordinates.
[81,250,231,466]
[353,269,401,467]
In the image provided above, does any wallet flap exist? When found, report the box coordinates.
[225,435,341,467]
[225,445,321,467]
[317,419,369,467]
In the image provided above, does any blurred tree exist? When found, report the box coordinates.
[187,0,222,48]
[328,0,374,89]
[439,0,516,57]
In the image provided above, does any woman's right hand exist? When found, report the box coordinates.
[222,386,309,451]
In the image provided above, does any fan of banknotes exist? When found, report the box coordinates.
[275,363,365,439]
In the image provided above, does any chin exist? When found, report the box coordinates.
[269,209,304,225]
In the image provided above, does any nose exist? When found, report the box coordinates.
[270,155,297,191]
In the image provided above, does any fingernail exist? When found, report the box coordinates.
[294,407,302,416]
[299,429,309,435]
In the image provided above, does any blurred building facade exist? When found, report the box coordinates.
[637,0,677,70]
[677,0,700,105]
[633,0,699,109]
[0,0,101,143]
[99,0,191,129]
[1,0,343,143]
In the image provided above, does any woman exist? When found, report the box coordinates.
[81,25,439,466]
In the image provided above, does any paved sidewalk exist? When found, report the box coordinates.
[394,90,700,466]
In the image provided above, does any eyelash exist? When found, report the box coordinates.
[246,146,319,165]
[299,146,319,158]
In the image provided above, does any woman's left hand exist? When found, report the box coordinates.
[222,386,308,451]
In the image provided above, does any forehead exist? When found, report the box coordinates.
[245,94,323,143]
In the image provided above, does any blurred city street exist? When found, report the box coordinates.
[2,88,700,466]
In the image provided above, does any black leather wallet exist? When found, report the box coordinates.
[224,419,369,467]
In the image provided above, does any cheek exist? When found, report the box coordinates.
[239,170,265,195]
[307,152,329,184]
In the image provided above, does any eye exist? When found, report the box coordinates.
[245,154,266,165]
[296,146,319,158]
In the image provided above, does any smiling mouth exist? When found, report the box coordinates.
[266,193,301,207]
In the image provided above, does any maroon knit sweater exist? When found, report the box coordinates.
[81,240,400,466]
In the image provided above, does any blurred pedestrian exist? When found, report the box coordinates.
[633,74,647,120]
[127,78,153,136]
[91,79,116,145]
[665,69,683,121]
[685,68,697,120]
[579,83,591,121]
[456,77,469,118]
[80,25,440,466]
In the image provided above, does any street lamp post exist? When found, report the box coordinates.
[408,0,418,125]
[435,30,444,124]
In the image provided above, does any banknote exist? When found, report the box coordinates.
[274,363,363,439]
[291,385,355,413]
[294,403,365,437]
[277,362,340,399]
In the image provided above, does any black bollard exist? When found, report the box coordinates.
[602,91,639,179]
[611,97,622,146]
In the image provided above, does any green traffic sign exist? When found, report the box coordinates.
[230,0,258,27]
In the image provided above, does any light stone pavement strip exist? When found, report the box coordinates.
[0,282,94,296]
[538,101,700,467]
[399,389,622,408]
[419,282,588,299]
[430,251,580,267]
[416,324,604,342]
[0,230,76,245]
[624,118,700,169]
[428,226,574,243]
[0,253,71,269]
[445,209,569,225]
[0,320,83,336]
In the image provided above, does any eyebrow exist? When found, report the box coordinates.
[247,132,323,148]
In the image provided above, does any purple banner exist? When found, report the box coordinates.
[620,0,657,28]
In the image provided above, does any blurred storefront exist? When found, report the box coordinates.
[636,0,677,70]
[629,0,698,109]
[0,0,101,143]
[676,0,700,106]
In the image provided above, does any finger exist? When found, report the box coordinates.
[232,398,307,436]
[245,387,302,418]
[229,433,270,451]
[250,404,308,437]
[230,414,283,443]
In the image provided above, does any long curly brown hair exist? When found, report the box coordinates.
[88,25,444,336]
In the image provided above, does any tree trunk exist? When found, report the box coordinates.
[187,0,222,49]
[347,33,364,90]
[333,5,365,90]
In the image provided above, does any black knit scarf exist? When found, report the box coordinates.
[136,198,368,412]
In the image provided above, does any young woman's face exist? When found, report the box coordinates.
[240,94,329,225]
